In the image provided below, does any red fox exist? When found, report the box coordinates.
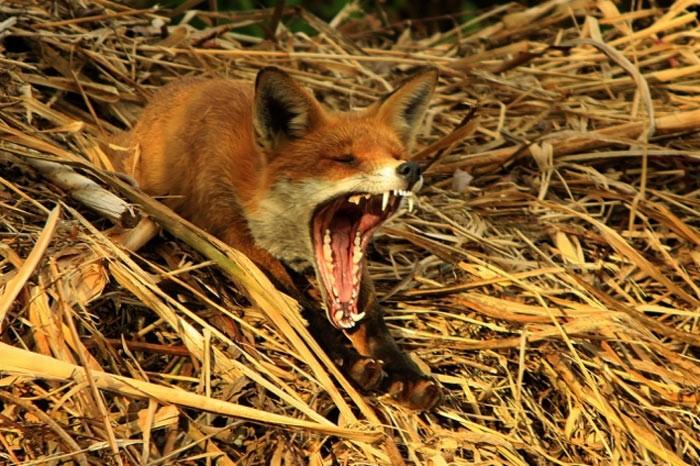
[109,67,441,409]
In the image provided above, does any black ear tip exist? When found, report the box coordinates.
[255,66,288,88]
[421,66,440,83]
[398,66,438,90]
[418,66,439,82]
[259,66,283,74]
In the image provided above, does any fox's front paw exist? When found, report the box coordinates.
[347,356,385,392]
[388,376,442,410]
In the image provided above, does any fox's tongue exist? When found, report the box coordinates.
[316,209,369,329]
[330,217,359,304]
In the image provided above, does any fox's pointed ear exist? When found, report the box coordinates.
[373,67,438,147]
[254,67,324,150]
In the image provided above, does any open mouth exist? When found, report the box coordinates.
[311,190,415,329]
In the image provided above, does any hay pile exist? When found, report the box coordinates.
[2,1,700,464]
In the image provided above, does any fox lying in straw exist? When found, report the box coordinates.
[109,67,441,410]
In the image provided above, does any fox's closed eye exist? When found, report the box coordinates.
[330,154,357,165]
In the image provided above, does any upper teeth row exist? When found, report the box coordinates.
[348,194,371,204]
[348,191,415,212]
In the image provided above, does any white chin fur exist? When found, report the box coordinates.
[246,165,410,263]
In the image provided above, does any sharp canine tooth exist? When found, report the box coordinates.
[352,311,365,321]
[413,177,424,192]
[408,196,414,212]
[334,310,343,322]
[349,195,361,205]
[382,191,389,210]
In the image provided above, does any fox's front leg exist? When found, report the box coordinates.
[298,301,386,391]
[345,266,442,410]
[262,261,386,392]
[219,232,385,391]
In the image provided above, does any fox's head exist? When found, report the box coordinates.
[246,66,437,330]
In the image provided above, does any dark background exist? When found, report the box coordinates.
[129,0,532,37]
[127,1,679,38]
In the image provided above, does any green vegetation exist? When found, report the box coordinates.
[136,0,482,36]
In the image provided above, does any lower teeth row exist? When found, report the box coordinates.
[334,310,365,325]
[324,229,362,298]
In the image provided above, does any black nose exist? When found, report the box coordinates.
[396,161,422,187]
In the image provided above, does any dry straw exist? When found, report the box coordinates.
[1,0,699,464]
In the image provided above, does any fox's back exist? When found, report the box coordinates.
[113,78,263,236]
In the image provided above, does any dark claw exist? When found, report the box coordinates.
[348,357,385,391]
[388,376,442,410]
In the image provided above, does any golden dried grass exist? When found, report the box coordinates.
[1,0,699,464]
